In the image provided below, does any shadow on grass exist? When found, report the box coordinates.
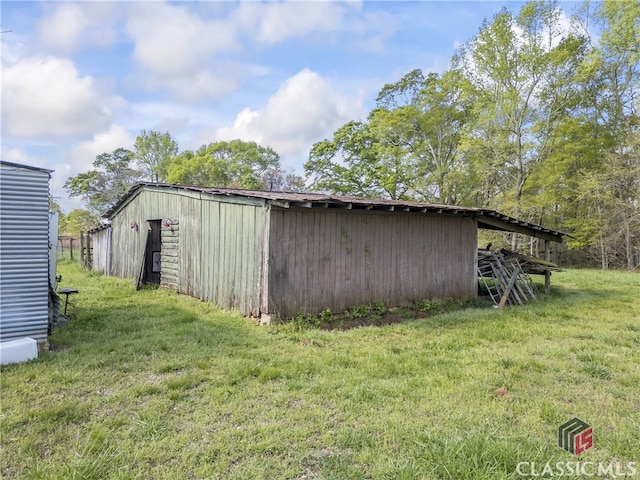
[46,290,261,367]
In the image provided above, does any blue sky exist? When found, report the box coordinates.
[1,0,560,213]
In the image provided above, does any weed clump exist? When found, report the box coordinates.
[280,297,477,331]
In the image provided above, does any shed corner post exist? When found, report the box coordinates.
[260,203,271,318]
[544,239,551,295]
[544,271,552,295]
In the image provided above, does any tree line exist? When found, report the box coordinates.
[61,0,638,270]
[304,0,639,269]
[60,133,307,234]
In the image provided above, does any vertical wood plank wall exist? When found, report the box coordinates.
[110,189,176,280]
[90,227,111,276]
[267,208,478,318]
[200,198,264,317]
[109,187,265,316]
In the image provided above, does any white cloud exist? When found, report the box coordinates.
[1,147,48,170]
[0,31,30,65]
[37,3,118,53]
[71,125,135,165]
[132,67,240,102]
[126,2,241,98]
[1,56,113,138]
[48,124,136,212]
[212,69,363,169]
[235,1,357,44]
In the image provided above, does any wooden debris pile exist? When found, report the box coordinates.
[477,249,538,308]
[499,249,563,275]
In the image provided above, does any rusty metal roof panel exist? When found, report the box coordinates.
[105,183,567,242]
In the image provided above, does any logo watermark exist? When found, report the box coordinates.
[516,461,637,477]
[558,418,593,455]
[515,418,637,477]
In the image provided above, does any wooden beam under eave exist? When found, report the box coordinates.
[478,215,563,243]
[270,200,290,208]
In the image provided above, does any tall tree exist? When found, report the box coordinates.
[62,209,97,237]
[49,196,67,236]
[166,140,281,190]
[306,70,473,203]
[64,148,141,218]
[558,0,640,267]
[48,196,64,215]
[305,120,412,199]
[260,167,307,192]
[565,131,640,270]
[454,0,585,247]
[373,69,475,204]
[134,130,178,183]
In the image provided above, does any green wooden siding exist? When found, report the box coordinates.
[109,186,479,319]
[109,186,265,316]
[200,198,265,316]
[267,207,478,318]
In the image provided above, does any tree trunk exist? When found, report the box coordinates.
[625,221,633,270]
[511,183,523,251]
[599,234,608,270]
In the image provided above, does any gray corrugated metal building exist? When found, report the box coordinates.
[98,183,565,319]
[0,161,54,344]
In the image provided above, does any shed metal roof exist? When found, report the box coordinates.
[0,160,53,174]
[106,182,567,243]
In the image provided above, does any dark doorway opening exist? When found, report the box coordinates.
[143,220,162,284]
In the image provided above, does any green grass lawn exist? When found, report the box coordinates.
[1,261,639,479]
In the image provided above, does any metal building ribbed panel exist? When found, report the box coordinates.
[0,162,52,343]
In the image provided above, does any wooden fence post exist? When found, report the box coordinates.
[86,231,91,269]
[544,240,551,295]
[80,232,85,266]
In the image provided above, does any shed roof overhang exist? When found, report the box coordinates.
[0,160,53,175]
[105,183,567,243]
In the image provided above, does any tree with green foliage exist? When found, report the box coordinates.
[49,196,68,236]
[373,69,475,204]
[64,148,142,218]
[62,209,97,237]
[134,130,179,183]
[454,0,587,248]
[306,70,474,202]
[305,120,411,199]
[553,0,640,267]
[48,195,63,215]
[166,140,281,190]
[260,167,307,192]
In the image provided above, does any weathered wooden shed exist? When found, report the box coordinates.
[0,161,56,346]
[99,183,564,319]
[89,224,111,276]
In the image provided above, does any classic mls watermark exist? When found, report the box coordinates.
[558,418,592,455]
[516,462,638,478]
[516,461,637,477]
[515,418,637,477]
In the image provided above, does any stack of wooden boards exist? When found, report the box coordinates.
[477,249,561,308]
